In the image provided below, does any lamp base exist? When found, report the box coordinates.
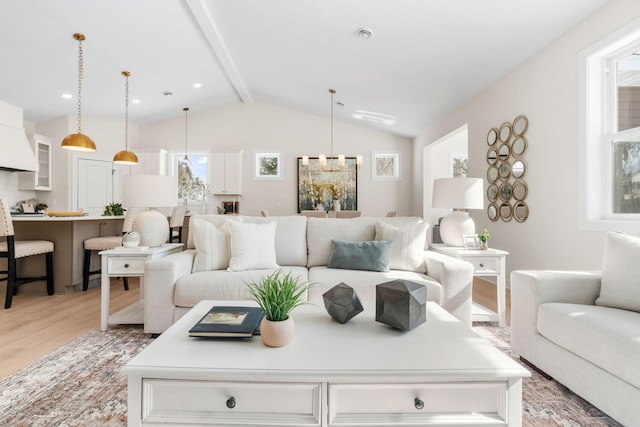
[439,211,476,247]
[132,209,169,247]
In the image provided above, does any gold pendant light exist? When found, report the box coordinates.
[113,71,139,164]
[181,107,190,165]
[61,33,97,152]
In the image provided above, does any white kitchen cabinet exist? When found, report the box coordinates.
[129,149,168,175]
[211,150,242,195]
[18,133,52,191]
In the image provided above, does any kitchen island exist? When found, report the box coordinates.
[10,215,124,294]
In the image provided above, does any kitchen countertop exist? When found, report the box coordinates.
[11,214,124,221]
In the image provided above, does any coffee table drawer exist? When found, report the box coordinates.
[107,257,145,275]
[328,382,508,425]
[142,379,322,426]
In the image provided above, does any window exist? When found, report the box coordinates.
[171,151,209,203]
[580,19,640,232]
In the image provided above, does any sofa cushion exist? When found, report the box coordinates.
[307,266,442,305]
[227,221,279,271]
[307,217,377,267]
[375,220,428,272]
[188,214,242,249]
[537,302,640,389]
[327,240,392,272]
[192,219,232,272]
[242,215,308,267]
[174,267,309,307]
[596,231,640,312]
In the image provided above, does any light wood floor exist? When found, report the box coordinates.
[0,277,510,380]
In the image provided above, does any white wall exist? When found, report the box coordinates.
[138,102,413,217]
[413,0,640,279]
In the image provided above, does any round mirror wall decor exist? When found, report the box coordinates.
[487,128,498,146]
[512,115,528,136]
[485,115,529,222]
[488,203,499,222]
[500,202,513,221]
[487,165,499,183]
[487,183,499,201]
[514,201,529,222]
[498,122,512,142]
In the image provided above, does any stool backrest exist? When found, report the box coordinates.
[122,207,143,234]
[0,198,15,237]
[170,206,187,228]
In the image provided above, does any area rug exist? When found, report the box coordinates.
[0,323,622,426]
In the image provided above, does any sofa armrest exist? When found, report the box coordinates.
[510,270,601,360]
[144,249,195,334]
[424,250,475,327]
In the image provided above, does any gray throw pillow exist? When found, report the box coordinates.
[327,240,392,272]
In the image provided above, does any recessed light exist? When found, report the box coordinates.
[61,93,73,99]
[193,83,202,88]
[358,28,373,40]
[132,99,141,104]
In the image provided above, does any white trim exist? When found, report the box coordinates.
[578,17,640,234]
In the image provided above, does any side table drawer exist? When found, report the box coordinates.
[107,257,145,275]
[328,382,507,425]
[467,257,499,274]
[142,379,322,425]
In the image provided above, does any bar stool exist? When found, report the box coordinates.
[82,207,140,291]
[169,206,187,243]
[0,198,54,308]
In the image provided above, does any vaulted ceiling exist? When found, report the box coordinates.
[0,0,609,137]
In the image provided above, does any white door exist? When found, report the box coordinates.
[77,158,113,215]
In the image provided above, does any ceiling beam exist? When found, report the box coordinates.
[186,0,253,103]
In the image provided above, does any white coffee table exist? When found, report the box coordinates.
[123,301,530,426]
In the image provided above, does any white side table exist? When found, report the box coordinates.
[100,243,183,331]
[430,244,509,327]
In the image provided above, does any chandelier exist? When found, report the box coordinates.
[302,89,362,172]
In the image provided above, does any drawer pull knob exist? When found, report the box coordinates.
[124,263,130,268]
[414,397,424,410]
[226,397,236,409]
[479,263,484,268]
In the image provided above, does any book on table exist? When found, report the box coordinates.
[189,306,264,338]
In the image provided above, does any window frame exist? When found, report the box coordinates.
[579,17,640,232]
[169,150,210,205]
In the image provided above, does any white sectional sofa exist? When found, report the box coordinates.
[144,214,475,334]
[511,231,640,427]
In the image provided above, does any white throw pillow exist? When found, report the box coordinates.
[375,220,429,272]
[595,231,640,313]
[227,221,279,271]
[192,219,232,272]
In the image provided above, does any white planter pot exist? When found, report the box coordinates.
[260,317,295,347]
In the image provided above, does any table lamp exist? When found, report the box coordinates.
[432,177,484,247]
[122,175,177,247]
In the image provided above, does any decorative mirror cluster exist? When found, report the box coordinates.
[486,115,529,222]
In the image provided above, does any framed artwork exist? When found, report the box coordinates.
[222,201,240,214]
[462,234,481,249]
[297,157,358,212]
[372,151,400,181]
[450,152,468,178]
[254,151,282,180]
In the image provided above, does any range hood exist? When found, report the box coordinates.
[0,100,38,172]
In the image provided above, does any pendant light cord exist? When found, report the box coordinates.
[75,34,85,134]
[123,71,130,150]
[183,107,189,162]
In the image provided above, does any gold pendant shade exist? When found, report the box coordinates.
[113,149,139,164]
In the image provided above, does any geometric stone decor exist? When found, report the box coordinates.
[375,280,427,331]
[322,282,364,324]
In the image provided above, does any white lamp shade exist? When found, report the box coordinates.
[122,175,177,247]
[432,177,484,247]
[432,178,484,210]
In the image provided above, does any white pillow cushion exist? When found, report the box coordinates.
[595,231,640,312]
[187,214,242,249]
[375,220,429,272]
[227,221,279,271]
[192,219,232,272]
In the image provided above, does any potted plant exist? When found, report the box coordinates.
[478,228,490,250]
[103,202,125,216]
[246,270,311,347]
